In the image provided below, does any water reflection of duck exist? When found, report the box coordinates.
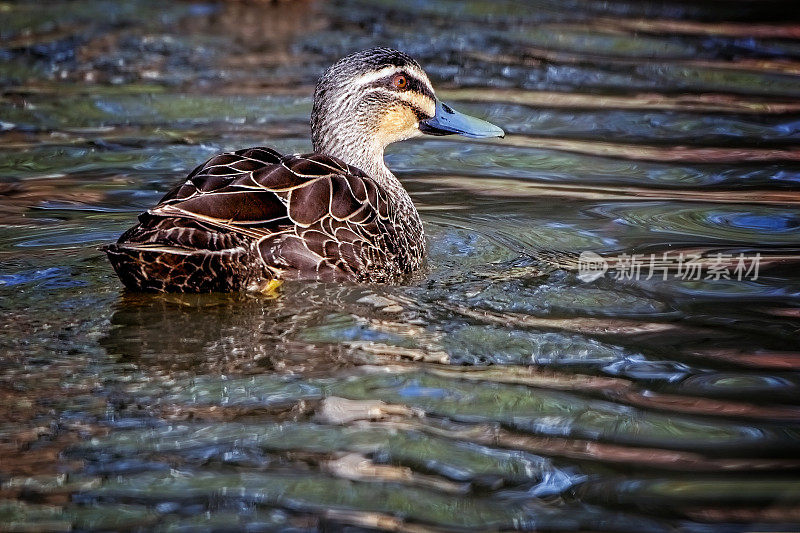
[104,48,503,292]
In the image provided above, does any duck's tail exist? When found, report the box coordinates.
[103,242,259,293]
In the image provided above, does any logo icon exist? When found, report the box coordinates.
[577,251,608,282]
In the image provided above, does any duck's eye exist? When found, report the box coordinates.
[391,74,408,89]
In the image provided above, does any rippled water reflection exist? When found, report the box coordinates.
[2,0,800,531]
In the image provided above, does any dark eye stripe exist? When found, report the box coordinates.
[404,76,435,101]
[367,73,436,101]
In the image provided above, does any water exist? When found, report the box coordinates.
[2,0,800,530]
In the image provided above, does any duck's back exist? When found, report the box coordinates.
[104,147,425,292]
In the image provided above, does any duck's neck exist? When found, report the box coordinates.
[313,134,406,198]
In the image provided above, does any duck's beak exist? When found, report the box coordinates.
[419,99,504,138]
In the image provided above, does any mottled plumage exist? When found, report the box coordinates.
[106,147,424,291]
[105,48,502,292]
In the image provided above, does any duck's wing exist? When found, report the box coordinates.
[115,147,398,283]
[146,146,292,243]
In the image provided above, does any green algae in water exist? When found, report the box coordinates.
[89,470,528,529]
[78,421,575,486]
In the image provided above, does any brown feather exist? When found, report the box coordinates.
[169,190,286,224]
[329,174,363,220]
[288,177,332,226]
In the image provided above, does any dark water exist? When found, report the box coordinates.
[2,0,800,531]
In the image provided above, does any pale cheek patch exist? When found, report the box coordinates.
[379,105,419,139]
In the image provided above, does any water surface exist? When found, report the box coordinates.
[2,0,800,531]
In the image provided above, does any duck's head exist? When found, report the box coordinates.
[311,48,504,178]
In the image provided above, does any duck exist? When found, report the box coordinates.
[104,47,504,292]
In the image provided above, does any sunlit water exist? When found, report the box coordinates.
[2,0,800,531]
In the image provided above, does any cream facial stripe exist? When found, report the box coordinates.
[401,91,436,117]
[349,66,404,86]
[350,65,431,88]
[359,86,435,118]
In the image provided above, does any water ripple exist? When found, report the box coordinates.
[589,202,800,245]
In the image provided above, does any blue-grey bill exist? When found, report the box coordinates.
[419,99,504,138]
